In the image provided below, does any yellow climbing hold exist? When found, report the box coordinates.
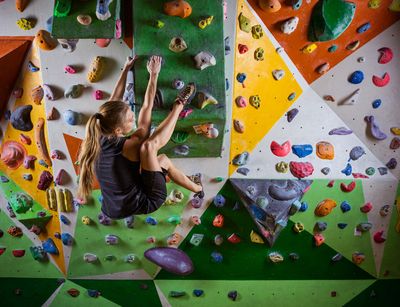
[346,40,360,51]
[368,0,381,8]
[391,127,400,135]
[389,0,400,11]
[250,230,264,244]
[16,18,33,30]
[198,16,214,29]
[87,56,105,83]
[301,43,317,54]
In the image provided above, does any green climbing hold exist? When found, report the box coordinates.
[10,193,33,214]
[171,131,189,144]
[54,0,72,17]
[238,13,251,33]
[365,167,375,176]
[308,0,356,42]
[328,45,338,52]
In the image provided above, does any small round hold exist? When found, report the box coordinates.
[172,79,184,90]
[276,46,284,54]
[288,92,296,101]
[205,127,219,139]
[357,56,365,63]
[372,99,381,109]
[328,45,337,53]
[77,15,92,26]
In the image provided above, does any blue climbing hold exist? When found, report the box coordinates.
[299,201,308,212]
[288,92,296,101]
[337,223,348,229]
[61,233,74,246]
[193,289,204,297]
[348,71,364,84]
[28,61,40,72]
[98,194,103,203]
[145,217,158,225]
[292,144,313,158]
[211,251,223,263]
[213,194,226,208]
[236,73,246,84]
[87,289,101,298]
[292,0,302,10]
[0,176,9,183]
[225,78,229,90]
[372,99,382,109]
[42,238,59,254]
[357,22,371,34]
[341,163,352,176]
[60,215,70,225]
[249,204,266,221]
[340,201,351,213]
[328,45,337,53]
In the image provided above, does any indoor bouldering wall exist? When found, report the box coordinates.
[0,0,399,306]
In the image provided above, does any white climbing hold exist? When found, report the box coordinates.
[281,17,299,34]
[272,69,285,80]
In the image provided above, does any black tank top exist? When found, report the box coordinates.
[95,136,142,218]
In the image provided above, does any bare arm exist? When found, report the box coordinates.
[110,56,137,101]
[137,56,162,135]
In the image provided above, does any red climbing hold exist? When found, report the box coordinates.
[360,202,373,213]
[340,181,356,192]
[327,180,335,188]
[377,47,393,64]
[373,231,386,243]
[314,233,325,247]
[227,233,241,244]
[270,140,291,157]
[0,247,6,255]
[238,44,248,54]
[352,173,369,179]
[289,161,314,179]
[372,72,390,87]
[12,249,25,257]
[213,214,224,228]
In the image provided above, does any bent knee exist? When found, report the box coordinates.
[140,139,158,154]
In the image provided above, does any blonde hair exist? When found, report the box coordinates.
[77,101,129,202]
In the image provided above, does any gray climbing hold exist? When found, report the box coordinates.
[378,167,388,175]
[173,145,190,156]
[105,234,119,245]
[10,105,33,131]
[356,222,372,232]
[237,167,250,176]
[63,110,83,125]
[349,146,366,161]
[321,167,330,175]
[83,253,98,263]
[232,151,249,166]
[315,221,327,232]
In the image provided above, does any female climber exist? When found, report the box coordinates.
[77,55,203,219]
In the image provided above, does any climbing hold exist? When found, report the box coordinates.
[365,167,375,176]
[77,14,92,25]
[66,288,80,297]
[42,84,55,101]
[340,201,351,212]
[332,253,343,262]
[190,215,201,226]
[37,170,53,190]
[349,146,366,161]
[233,119,245,133]
[23,174,32,181]
[236,73,247,87]
[144,247,194,275]
[373,231,386,243]
[238,12,251,33]
[238,44,249,54]
[93,90,103,100]
[24,155,36,170]
[323,95,335,102]
[315,199,337,217]
[227,233,241,244]
[249,95,261,109]
[286,108,299,122]
[337,223,347,229]
[327,180,335,188]
[169,37,187,53]
[196,91,218,109]
[58,38,79,53]
[172,79,184,90]
[314,233,325,247]
[357,22,371,33]
[235,96,247,108]
[213,214,224,228]
[281,17,299,35]
[329,127,352,135]
[365,116,387,140]
[10,193,33,213]
[250,230,264,244]
[173,145,190,156]
[30,246,47,261]
[308,0,355,42]
[8,226,23,237]
[301,43,318,54]
[292,144,313,158]
[64,65,76,74]
[96,0,113,20]
[291,0,303,10]
[372,99,382,109]
[61,233,74,246]
[288,92,296,101]
[12,250,26,258]
[145,216,158,225]
[391,127,400,135]
[169,291,186,298]
[198,16,214,29]
[270,140,291,157]
[348,71,364,84]
[83,253,98,263]
[377,47,393,64]
[346,40,360,51]
[35,30,57,51]
[368,0,381,8]
[251,25,263,39]
[390,137,400,149]
[379,205,390,217]
[328,45,338,52]
[87,56,104,83]
[189,234,204,247]
[81,216,91,225]
[60,215,70,225]
[28,61,40,72]
[356,222,372,232]
[316,141,334,160]
[65,84,84,98]
[300,202,308,212]
[272,69,285,81]
[154,19,165,29]
[232,151,249,166]
[105,234,119,245]
[258,0,281,12]
[372,72,390,87]
[315,221,328,232]
[352,252,365,265]
[292,222,304,233]
[275,161,289,173]
[289,161,314,178]
[63,110,83,126]
[1,141,27,170]
[357,56,365,63]
[386,158,397,169]
[341,163,352,176]
[213,194,226,208]
[42,238,59,254]
[163,0,192,18]
[316,62,330,74]
[340,181,356,192]
[193,51,216,70]
[269,251,284,263]
[360,202,373,213]
[95,38,112,48]
[378,167,388,175]
[31,85,44,105]
[254,47,264,61]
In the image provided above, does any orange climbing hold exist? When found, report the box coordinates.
[258,0,281,12]
[16,0,29,12]
[316,141,334,160]
[35,30,57,51]
[315,199,337,217]
[163,0,192,18]
[213,214,224,228]
[314,233,325,247]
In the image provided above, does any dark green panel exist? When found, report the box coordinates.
[0,278,60,306]
[344,279,399,307]
[51,0,121,39]
[133,0,226,157]
[72,279,162,307]
[156,180,374,280]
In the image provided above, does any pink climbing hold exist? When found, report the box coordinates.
[377,47,393,64]
[93,90,104,100]
[372,72,390,87]
[0,141,27,170]
[360,202,373,213]
[373,231,386,243]
[352,173,369,179]
[95,38,112,48]
[64,65,76,74]
[270,140,291,157]
[289,161,314,179]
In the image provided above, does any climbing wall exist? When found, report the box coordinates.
[0,0,399,306]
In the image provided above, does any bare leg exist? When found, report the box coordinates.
[158,154,202,193]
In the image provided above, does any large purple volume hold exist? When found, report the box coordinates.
[144,247,194,276]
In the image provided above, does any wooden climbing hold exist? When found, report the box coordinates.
[16,0,29,12]
[34,118,52,167]
[35,30,57,51]
[258,0,281,12]
[31,85,44,105]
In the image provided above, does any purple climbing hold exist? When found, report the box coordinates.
[10,105,33,131]
[0,176,9,183]
[144,247,194,276]
[378,167,388,175]
[348,71,364,84]
[287,108,299,122]
[213,194,226,207]
[98,212,112,226]
[228,290,238,301]
[190,196,204,209]
[365,116,387,140]
[237,167,250,176]
[386,158,397,170]
[329,127,353,135]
